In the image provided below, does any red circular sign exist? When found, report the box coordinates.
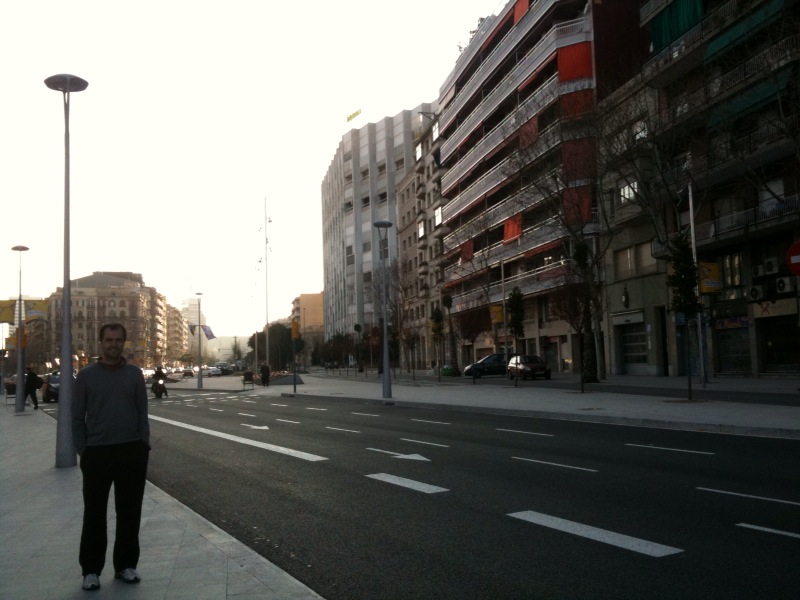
[788,240,800,276]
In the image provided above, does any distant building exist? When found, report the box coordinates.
[321,104,435,341]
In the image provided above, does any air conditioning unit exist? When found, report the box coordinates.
[764,257,779,274]
[749,285,766,301]
[776,277,797,293]
[751,265,765,278]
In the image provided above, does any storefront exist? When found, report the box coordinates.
[714,316,750,375]
[754,298,800,373]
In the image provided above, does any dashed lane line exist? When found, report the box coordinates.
[366,473,448,494]
[697,487,800,506]
[736,523,800,539]
[508,510,683,557]
[626,443,714,455]
[512,457,597,472]
[149,415,327,461]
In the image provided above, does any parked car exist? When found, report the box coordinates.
[463,353,517,378]
[181,367,194,377]
[43,373,60,402]
[202,366,222,377]
[214,362,234,375]
[507,355,552,380]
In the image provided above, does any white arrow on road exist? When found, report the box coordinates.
[367,448,429,461]
[241,424,270,430]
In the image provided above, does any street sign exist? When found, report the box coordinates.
[788,240,800,276]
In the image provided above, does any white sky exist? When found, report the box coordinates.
[0,0,504,337]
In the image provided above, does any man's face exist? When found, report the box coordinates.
[100,329,125,363]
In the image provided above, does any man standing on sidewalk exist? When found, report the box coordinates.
[72,323,150,592]
[24,367,40,410]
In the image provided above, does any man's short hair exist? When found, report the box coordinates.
[99,323,127,342]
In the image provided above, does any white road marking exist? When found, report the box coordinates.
[352,412,380,417]
[697,487,800,506]
[243,400,256,403]
[367,448,429,461]
[327,427,360,433]
[210,408,223,412]
[736,523,800,539]
[512,457,597,472]
[497,428,554,437]
[307,407,328,411]
[401,438,449,448]
[241,424,271,430]
[366,473,447,493]
[271,403,288,407]
[238,413,256,417]
[276,419,300,424]
[412,418,451,425]
[149,415,326,461]
[508,511,683,557]
[626,443,714,455]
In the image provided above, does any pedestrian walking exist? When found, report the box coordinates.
[24,366,40,410]
[260,362,270,387]
[72,323,150,592]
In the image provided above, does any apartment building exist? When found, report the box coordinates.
[601,0,800,376]
[321,104,433,342]
[436,0,647,372]
[396,112,449,370]
[291,292,324,366]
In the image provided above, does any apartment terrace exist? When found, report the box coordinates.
[441,16,592,163]
[450,260,575,314]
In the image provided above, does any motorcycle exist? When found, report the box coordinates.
[152,379,167,399]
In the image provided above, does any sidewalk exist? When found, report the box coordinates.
[2,371,798,598]
[0,405,325,599]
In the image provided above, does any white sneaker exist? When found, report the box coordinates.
[115,568,140,584]
[82,574,100,591]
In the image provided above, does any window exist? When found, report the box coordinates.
[434,206,443,227]
[615,247,634,279]
[632,119,648,140]
[415,143,423,161]
[346,245,355,266]
[418,221,425,239]
[363,241,371,252]
[362,196,370,207]
[363,271,372,283]
[618,181,638,204]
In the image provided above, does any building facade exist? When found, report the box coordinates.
[436,0,647,373]
[291,292,324,366]
[321,104,434,343]
[600,0,800,376]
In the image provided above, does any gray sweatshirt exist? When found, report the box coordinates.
[72,359,150,456]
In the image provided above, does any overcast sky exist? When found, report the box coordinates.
[0,0,504,339]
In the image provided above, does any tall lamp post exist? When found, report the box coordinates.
[373,220,393,399]
[11,245,29,413]
[196,293,203,389]
[45,73,88,468]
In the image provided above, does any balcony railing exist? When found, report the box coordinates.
[661,35,800,127]
[444,217,564,283]
[449,260,575,314]
[441,17,590,162]
[443,173,561,250]
[651,193,799,255]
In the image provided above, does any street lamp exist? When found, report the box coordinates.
[45,73,88,468]
[373,220,393,399]
[196,293,203,389]
[11,245,29,413]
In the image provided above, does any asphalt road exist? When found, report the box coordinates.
[139,389,800,599]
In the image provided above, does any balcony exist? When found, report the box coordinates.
[441,17,591,165]
[442,119,582,225]
[417,236,428,250]
[418,262,430,276]
[651,193,799,256]
[443,173,560,250]
[444,217,565,284]
[449,261,576,315]
[657,35,799,131]
[415,183,426,200]
[441,75,559,182]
